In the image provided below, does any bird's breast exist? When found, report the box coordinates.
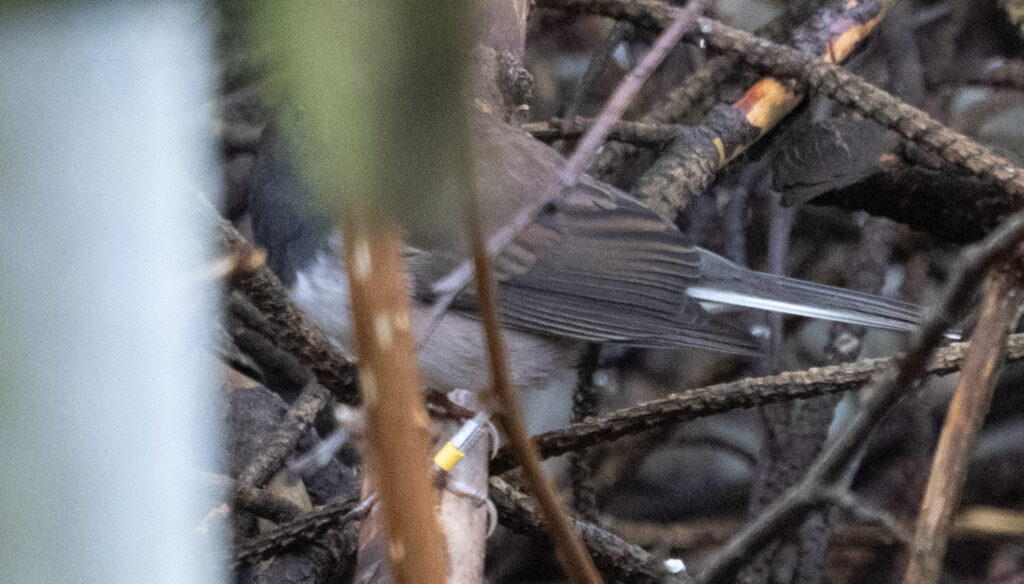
[290,235,584,395]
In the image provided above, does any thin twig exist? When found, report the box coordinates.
[524,117,683,147]
[232,496,365,568]
[560,0,710,185]
[423,0,707,340]
[696,210,1024,584]
[467,180,603,584]
[903,270,1024,584]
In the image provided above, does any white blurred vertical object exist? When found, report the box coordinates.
[0,3,221,583]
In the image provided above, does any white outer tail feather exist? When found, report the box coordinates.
[686,286,961,340]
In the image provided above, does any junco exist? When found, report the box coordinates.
[246,111,925,395]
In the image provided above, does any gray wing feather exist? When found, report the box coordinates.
[448,178,761,354]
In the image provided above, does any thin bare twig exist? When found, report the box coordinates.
[467,183,603,584]
[560,0,710,185]
[903,271,1024,584]
[524,117,683,147]
[423,0,707,341]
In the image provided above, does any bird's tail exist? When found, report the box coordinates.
[686,250,958,339]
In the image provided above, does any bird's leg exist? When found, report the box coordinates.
[432,408,499,536]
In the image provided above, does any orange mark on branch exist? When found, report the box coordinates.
[828,3,883,63]
[722,0,888,169]
[733,80,768,113]
[735,78,799,133]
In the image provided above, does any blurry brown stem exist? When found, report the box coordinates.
[903,270,1024,584]
[344,221,447,584]
[468,193,603,584]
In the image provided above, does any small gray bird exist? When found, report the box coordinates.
[247,112,924,396]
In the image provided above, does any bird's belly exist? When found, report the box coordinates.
[290,248,584,395]
[413,307,584,394]
[413,309,583,435]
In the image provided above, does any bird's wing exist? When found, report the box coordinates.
[445,178,762,355]
[406,114,760,355]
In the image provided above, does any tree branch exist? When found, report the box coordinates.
[903,270,1024,584]
[491,334,1024,473]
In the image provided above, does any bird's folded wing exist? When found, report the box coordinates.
[448,179,762,355]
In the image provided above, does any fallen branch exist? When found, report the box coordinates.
[232,496,364,568]
[491,334,1024,473]
[489,477,692,584]
[236,382,332,489]
[208,207,360,404]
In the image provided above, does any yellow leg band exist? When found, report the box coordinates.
[434,442,465,472]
